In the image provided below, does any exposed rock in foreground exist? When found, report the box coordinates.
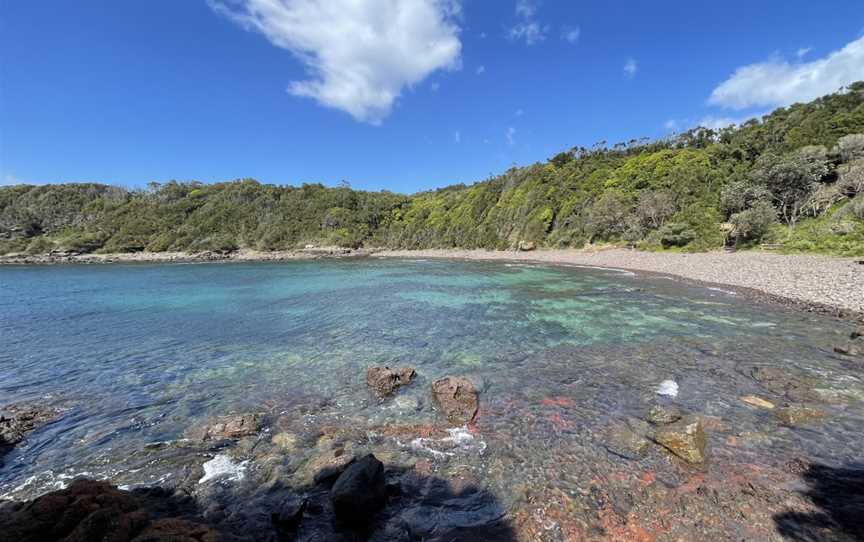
[653,416,708,464]
[366,366,416,398]
[0,479,219,542]
[430,376,479,425]
[331,454,387,526]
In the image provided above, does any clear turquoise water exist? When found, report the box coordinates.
[1,259,862,504]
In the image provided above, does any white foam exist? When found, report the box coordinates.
[198,454,248,485]
[409,426,487,459]
[656,380,679,398]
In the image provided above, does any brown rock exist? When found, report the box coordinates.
[646,405,682,425]
[741,395,775,409]
[431,376,479,424]
[187,413,263,441]
[834,343,863,357]
[653,416,707,464]
[366,366,416,398]
[774,405,825,426]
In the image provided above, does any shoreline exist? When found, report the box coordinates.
[374,248,864,324]
[3,247,862,323]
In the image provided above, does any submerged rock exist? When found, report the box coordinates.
[741,395,776,409]
[271,432,299,452]
[366,366,416,398]
[834,342,863,357]
[647,405,682,425]
[653,416,707,464]
[748,366,818,401]
[431,376,479,425]
[331,454,386,526]
[604,421,649,459]
[187,413,263,441]
[774,405,826,426]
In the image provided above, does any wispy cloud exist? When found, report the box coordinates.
[796,46,812,59]
[209,0,463,125]
[509,0,546,45]
[623,57,638,78]
[506,126,516,145]
[709,36,864,110]
[453,130,461,143]
[476,65,485,75]
[561,26,580,44]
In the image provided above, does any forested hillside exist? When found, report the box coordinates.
[3,83,864,256]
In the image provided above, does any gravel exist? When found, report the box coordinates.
[376,248,864,319]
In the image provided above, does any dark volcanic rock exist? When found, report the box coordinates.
[431,376,479,425]
[366,366,416,398]
[331,454,386,526]
[0,479,219,542]
[0,403,60,459]
[653,416,707,464]
[187,413,263,441]
[271,495,307,533]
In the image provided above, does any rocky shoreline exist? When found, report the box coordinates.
[4,346,864,540]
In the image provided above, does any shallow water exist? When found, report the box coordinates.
[1,259,862,538]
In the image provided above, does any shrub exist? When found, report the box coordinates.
[729,201,777,243]
[658,223,697,248]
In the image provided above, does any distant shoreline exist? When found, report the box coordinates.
[3,247,862,323]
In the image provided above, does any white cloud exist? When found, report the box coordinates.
[479,32,487,39]
[209,0,463,124]
[515,0,537,19]
[509,22,545,45]
[663,119,678,132]
[430,81,440,92]
[697,115,754,130]
[509,0,546,45]
[709,36,864,110]
[796,47,811,59]
[561,26,580,44]
[515,108,524,117]
[506,126,516,145]
[454,130,461,143]
[623,57,637,78]
[476,65,485,75]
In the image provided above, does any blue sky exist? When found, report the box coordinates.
[2,1,864,193]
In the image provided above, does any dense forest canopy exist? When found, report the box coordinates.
[3,83,864,256]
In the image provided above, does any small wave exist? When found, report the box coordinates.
[656,379,679,398]
[198,454,248,485]
[409,427,487,459]
[706,287,737,296]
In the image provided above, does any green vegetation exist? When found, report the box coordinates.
[3,83,864,256]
